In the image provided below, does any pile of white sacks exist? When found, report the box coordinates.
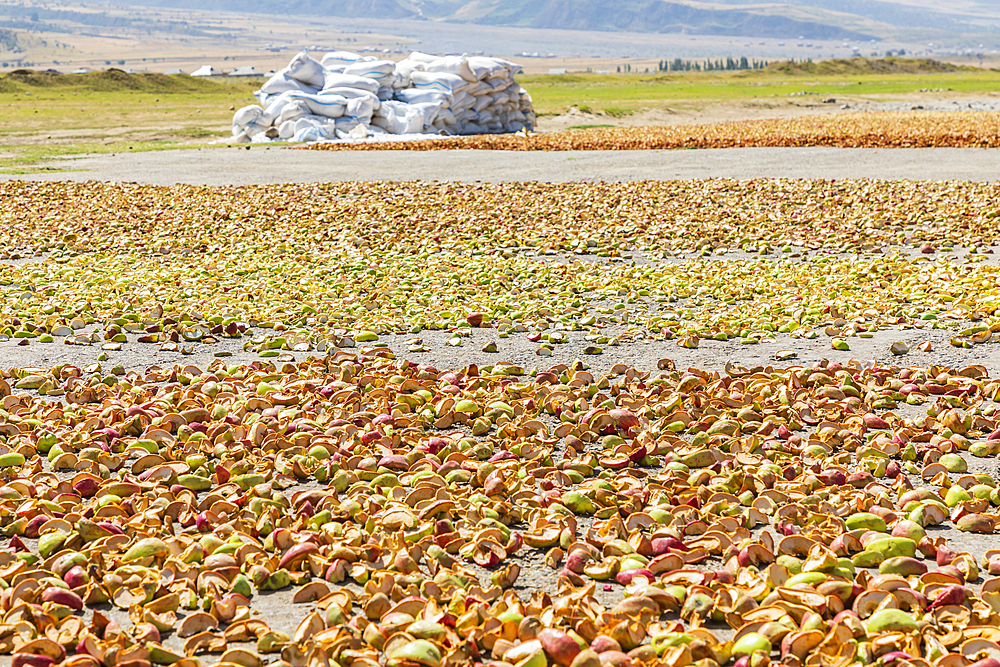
[231,50,536,143]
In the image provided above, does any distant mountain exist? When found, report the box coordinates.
[461,0,871,39]
[711,0,991,32]
[105,0,996,40]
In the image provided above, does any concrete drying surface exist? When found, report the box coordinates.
[3,146,1000,185]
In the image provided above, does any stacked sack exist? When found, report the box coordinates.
[232,50,536,143]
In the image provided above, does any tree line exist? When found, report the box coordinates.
[656,56,772,72]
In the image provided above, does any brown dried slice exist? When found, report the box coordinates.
[183,631,227,655]
[224,620,271,642]
[177,612,219,638]
[292,581,331,604]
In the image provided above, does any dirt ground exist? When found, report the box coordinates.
[532,92,1000,130]
[537,97,847,131]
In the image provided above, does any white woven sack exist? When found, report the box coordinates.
[321,72,380,93]
[424,56,476,83]
[405,51,438,64]
[409,71,469,94]
[394,89,452,107]
[467,56,508,81]
[260,70,318,95]
[232,105,263,128]
[285,52,327,88]
[343,60,395,82]
[321,51,365,70]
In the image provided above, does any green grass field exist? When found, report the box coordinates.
[519,60,1000,116]
[1,58,999,170]
[0,69,254,170]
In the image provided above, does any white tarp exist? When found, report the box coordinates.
[191,65,219,77]
[231,50,534,144]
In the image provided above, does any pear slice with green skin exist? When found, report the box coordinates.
[802,549,839,574]
[175,474,213,491]
[944,486,972,508]
[121,537,170,563]
[261,569,291,590]
[512,650,547,667]
[680,449,716,468]
[561,491,596,515]
[14,375,47,389]
[785,572,828,587]
[148,644,186,665]
[864,537,916,559]
[879,556,927,576]
[777,555,803,575]
[909,502,948,527]
[453,399,480,415]
[584,559,619,581]
[851,550,884,568]
[732,632,772,657]
[0,453,25,468]
[38,532,68,559]
[890,519,926,544]
[969,484,995,501]
[257,631,291,654]
[956,514,996,533]
[232,474,267,491]
[971,441,1000,457]
[76,519,115,542]
[845,512,887,533]
[230,574,253,598]
[864,609,919,634]
[939,453,967,473]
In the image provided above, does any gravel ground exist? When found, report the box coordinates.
[1,146,1000,185]
[2,307,997,383]
[845,98,1000,113]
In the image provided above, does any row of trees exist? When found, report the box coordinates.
[657,56,772,72]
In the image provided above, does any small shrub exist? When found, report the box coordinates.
[603,107,631,118]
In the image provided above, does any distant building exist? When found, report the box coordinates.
[228,66,262,77]
[190,65,220,77]
[71,68,90,74]
[165,68,185,75]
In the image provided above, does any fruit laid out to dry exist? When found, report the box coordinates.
[2,180,1000,356]
[2,353,1000,667]
[5,177,1000,667]
[305,112,1000,152]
